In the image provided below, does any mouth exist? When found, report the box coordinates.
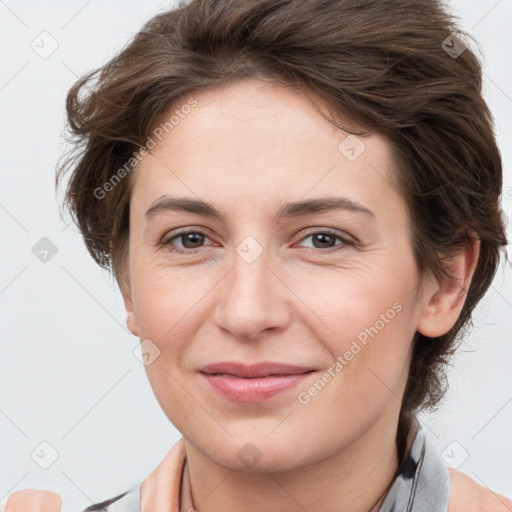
[199,361,317,378]
[198,361,317,402]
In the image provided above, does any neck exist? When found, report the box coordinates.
[182,405,402,512]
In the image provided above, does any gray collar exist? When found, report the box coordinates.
[378,411,451,512]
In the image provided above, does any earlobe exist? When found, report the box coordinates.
[416,233,480,338]
[122,292,139,337]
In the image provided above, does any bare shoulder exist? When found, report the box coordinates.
[448,467,512,512]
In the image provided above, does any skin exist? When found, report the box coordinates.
[6,79,510,512]
[120,78,480,512]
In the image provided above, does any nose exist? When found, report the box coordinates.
[213,239,290,341]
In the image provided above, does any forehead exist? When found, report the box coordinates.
[130,79,403,223]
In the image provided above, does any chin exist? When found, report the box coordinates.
[200,432,315,473]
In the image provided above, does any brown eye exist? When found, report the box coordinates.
[311,232,337,249]
[163,230,211,254]
[177,232,206,249]
[297,230,355,252]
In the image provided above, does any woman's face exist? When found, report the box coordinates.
[123,78,438,471]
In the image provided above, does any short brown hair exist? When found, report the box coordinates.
[56,0,509,413]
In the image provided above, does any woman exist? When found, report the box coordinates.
[5,0,511,510]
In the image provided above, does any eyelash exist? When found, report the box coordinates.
[160,229,356,255]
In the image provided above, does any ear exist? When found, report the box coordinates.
[121,283,139,337]
[417,231,480,338]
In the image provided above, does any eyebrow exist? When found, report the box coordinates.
[145,195,375,222]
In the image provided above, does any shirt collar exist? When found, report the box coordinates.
[377,410,451,511]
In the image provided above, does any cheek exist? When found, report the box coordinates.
[130,259,214,343]
[294,267,417,400]
[129,266,200,425]
[295,301,415,442]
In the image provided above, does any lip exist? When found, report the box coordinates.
[198,361,316,402]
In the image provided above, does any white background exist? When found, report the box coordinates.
[1,1,511,510]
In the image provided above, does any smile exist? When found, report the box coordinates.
[200,372,315,402]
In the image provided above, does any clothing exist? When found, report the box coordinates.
[82,411,451,512]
